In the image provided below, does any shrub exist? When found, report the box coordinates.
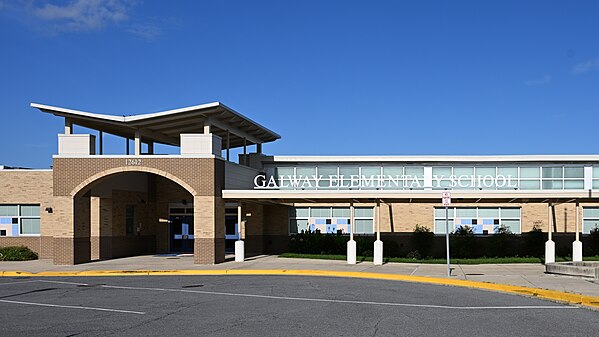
[450,226,480,258]
[588,227,599,256]
[412,224,434,257]
[488,225,515,257]
[523,225,545,257]
[0,246,38,261]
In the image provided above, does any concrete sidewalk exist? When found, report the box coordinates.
[2,255,599,298]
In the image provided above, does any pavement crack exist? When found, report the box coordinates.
[0,287,57,299]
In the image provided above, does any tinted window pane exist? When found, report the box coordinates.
[519,180,540,190]
[332,207,350,217]
[583,220,599,234]
[354,219,373,233]
[476,167,495,176]
[20,205,40,217]
[583,207,599,218]
[478,208,499,218]
[456,208,476,218]
[289,207,309,218]
[542,167,563,178]
[501,219,521,234]
[289,219,309,234]
[497,167,518,177]
[564,180,584,190]
[0,205,18,217]
[310,207,330,217]
[453,167,474,176]
[501,208,520,218]
[564,167,584,178]
[383,167,403,176]
[21,218,40,235]
[520,167,540,178]
[432,167,451,176]
[435,208,454,218]
[354,207,374,217]
[435,219,454,234]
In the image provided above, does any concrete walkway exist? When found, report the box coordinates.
[2,255,599,298]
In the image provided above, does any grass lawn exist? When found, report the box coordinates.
[279,253,599,264]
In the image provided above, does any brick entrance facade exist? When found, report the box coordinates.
[46,156,225,265]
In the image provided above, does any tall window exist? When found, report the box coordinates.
[434,207,521,234]
[125,205,135,235]
[0,204,40,236]
[288,206,374,234]
[583,207,599,234]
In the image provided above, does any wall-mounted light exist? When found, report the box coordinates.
[45,207,53,213]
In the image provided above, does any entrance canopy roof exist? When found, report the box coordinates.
[31,102,280,148]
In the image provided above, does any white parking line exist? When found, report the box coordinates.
[0,280,39,286]
[37,280,89,286]
[0,299,145,314]
[99,284,576,310]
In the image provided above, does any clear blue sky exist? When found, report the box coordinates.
[1,1,599,168]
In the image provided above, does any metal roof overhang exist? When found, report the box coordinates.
[31,102,280,148]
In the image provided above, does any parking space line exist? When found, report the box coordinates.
[99,284,576,310]
[0,280,39,286]
[0,299,145,314]
[37,280,89,286]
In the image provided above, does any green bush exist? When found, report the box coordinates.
[588,227,599,255]
[0,246,38,261]
[450,226,480,258]
[288,231,378,256]
[523,225,545,257]
[488,225,515,257]
[412,224,434,257]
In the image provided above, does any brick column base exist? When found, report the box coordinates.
[52,237,91,265]
[194,238,225,264]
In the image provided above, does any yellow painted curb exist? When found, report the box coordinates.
[2,269,599,309]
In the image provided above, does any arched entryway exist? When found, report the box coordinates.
[70,170,199,263]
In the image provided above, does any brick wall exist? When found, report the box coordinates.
[0,170,52,257]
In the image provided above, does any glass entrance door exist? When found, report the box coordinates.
[169,215,194,253]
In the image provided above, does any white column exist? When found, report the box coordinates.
[235,203,244,262]
[134,130,141,156]
[573,202,583,262]
[204,123,211,134]
[545,203,555,264]
[347,202,356,264]
[373,200,383,265]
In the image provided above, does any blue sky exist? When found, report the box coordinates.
[1,1,599,168]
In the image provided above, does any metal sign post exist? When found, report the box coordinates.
[442,192,452,277]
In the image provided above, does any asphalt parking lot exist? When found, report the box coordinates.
[0,275,597,337]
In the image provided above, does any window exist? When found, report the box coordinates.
[125,205,135,235]
[288,206,374,234]
[434,207,521,234]
[0,204,41,236]
[583,207,599,234]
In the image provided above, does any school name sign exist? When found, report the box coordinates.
[253,174,519,190]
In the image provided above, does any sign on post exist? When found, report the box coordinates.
[442,191,451,206]
[442,192,451,277]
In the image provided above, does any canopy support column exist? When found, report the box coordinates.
[573,202,583,262]
[545,203,555,264]
[374,200,383,265]
[235,203,244,262]
[134,130,141,156]
[347,202,356,265]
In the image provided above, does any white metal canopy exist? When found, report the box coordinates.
[31,102,280,148]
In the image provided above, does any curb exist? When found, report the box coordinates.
[2,269,599,309]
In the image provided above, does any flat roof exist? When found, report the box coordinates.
[263,155,599,163]
[31,102,280,148]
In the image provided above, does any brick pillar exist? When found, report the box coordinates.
[52,194,93,265]
[91,197,113,260]
[194,195,225,264]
